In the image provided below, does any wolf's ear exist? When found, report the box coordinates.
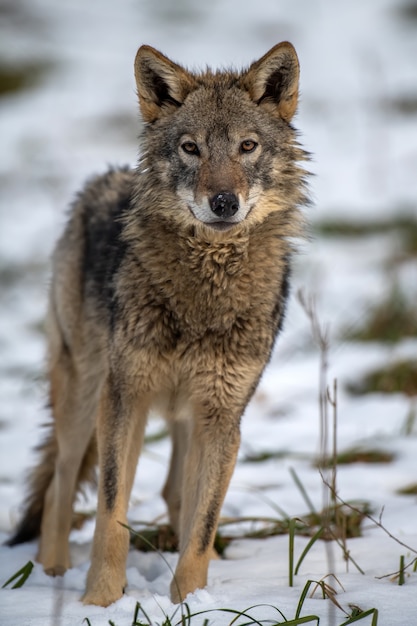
[134,46,197,123]
[242,42,300,122]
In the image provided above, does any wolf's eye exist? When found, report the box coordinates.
[182,141,200,156]
[240,140,258,154]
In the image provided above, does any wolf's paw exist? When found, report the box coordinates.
[82,581,125,607]
[37,543,71,576]
[170,567,207,604]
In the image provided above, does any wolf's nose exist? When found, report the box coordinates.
[209,192,239,218]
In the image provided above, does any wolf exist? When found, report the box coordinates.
[7,42,309,606]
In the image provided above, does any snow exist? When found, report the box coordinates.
[1,0,417,624]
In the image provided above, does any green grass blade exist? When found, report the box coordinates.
[294,528,324,575]
[180,601,191,626]
[213,607,264,626]
[175,606,266,626]
[339,608,379,625]
[277,617,320,626]
[289,518,296,587]
[240,485,290,520]
[120,522,186,625]
[294,580,322,619]
[230,602,288,624]
[133,602,141,624]
[398,555,405,585]
[289,467,317,516]
[2,560,34,589]
[132,601,153,625]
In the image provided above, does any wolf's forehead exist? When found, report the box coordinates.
[182,85,257,132]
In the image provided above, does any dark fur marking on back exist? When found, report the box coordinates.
[81,172,132,325]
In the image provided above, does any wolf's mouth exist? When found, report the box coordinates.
[205,221,237,231]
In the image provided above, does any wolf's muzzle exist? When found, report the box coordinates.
[209,192,239,219]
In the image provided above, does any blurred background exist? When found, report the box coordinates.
[0,0,416,527]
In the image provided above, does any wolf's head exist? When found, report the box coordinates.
[134,43,308,236]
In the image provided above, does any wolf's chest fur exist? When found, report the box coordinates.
[113,209,289,359]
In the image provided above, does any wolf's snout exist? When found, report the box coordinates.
[209,192,239,219]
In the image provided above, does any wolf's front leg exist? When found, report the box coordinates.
[82,374,150,607]
[171,407,241,603]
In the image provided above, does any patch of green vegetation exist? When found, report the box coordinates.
[384,95,417,116]
[401,223,417,257]
[347,359,417,397]
[129,523,179,553]
[84,587,379,626]
[319,447,395,466]
[128,500,370,558]
[397,483,417,496]
[71,510,95,530]
[242,449,288,463]
[0,61,51,97]
[314,220,376,238]
[402,401,417,435]
[304,502,371,541]
[396,0,417,22]
[0,261,47,287]
[0,265,27,287]
[314,213,417,249]
[346,286,417,343]
[30,319,46,337]
[2,561,33,589]
[144,427,169,444]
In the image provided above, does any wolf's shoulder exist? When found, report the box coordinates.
[65,165,135,266]
[71,165,135,222]
[55,166,136,301]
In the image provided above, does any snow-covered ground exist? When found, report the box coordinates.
[1,1,416,624]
